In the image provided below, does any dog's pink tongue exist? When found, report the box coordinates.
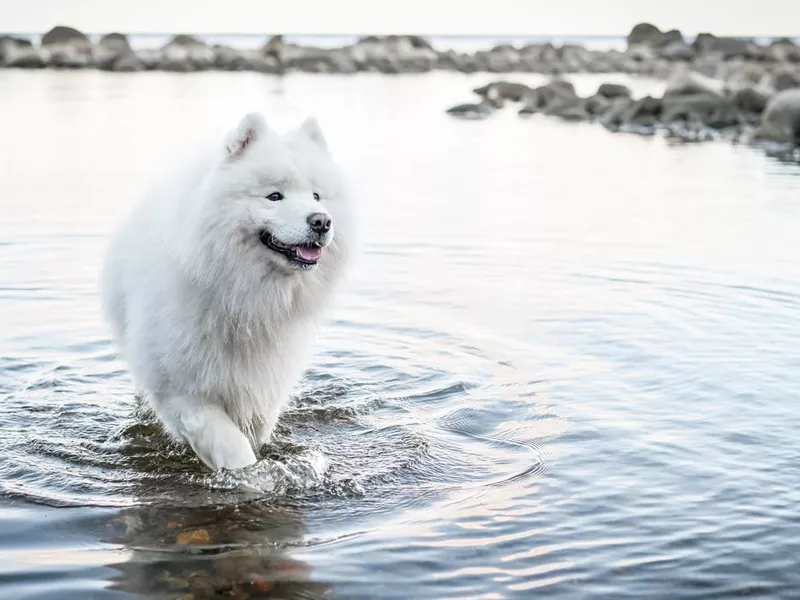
[295,245,323,261]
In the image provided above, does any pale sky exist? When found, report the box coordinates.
[3,0,799,36]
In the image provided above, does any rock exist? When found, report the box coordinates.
[213,45,253,71]
[112,51,146,72]
[664,69,723,97]
[627,23,663,48]
[473,81,532,102]
[753,88,800,144]
[766,39,800,63]
[0,36,40,66]
[662,30,685,46]
[724,63,768,90]
[161,35,214,71]
[770,68,800,91]
[290,48,357,74]
[597,82,631,99]
[661,93,743,128]
[490,45,523,71]
[584,94,613,117]
[545,97,588,121]
[3,45,47,68]
[136,49,162,70]
[732,87,770,114]
[406,35,434,51]
[350,36,437,73]
[601,96,662,131]
[263,35,284,56]
[40,25,92,68]
[94,33,133,70]
[660,41,696,61]
[41,25,90,48]
[519,79,577,114]
[693,33,752,59]
[446,101,492,119]
[176,528,211,545]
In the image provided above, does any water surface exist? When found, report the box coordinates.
[1,70,800,599]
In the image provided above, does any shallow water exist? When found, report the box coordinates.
[1,70,800,599]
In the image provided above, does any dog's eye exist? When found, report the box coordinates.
[267,192,284,201]
[313,193,320,201]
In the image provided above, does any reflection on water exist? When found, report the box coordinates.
[1,70,800,599]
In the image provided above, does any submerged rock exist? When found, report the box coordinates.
[446,101,493,119]
[473,81,533,103]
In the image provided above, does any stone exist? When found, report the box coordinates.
[753,88,800,144]
[473,81,532,102]
[446,102,492,119]
[41,25,92,68]
[660,41,696,61]
[41,25,90,48]
[628,23,663,47]
[664,69,723,97]
[161,35,214,71]
[176,528,211,545]
[597,82,632,99]
[94,33,134,70]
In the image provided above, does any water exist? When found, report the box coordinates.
[1,69,800,599]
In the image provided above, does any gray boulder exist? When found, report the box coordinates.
[770,68,800,91]
[1,38,46,68]
[661,93,745,129]
[601,96,662,131]
[519,79,577,114]
[94,33,134,71]
[627,23,663,47]
[0,36,35,65]
[161,35,214,71]
[41,25,90,48]
[660,41,696,61]
[692,34,752,59]
[753,88,800,144]
[113,52,146,72]
[664,69,723,97]
[765,39,800,63]
[41,25,92,68]
[473,81,532,103]
[735,87,770,115]
[597,82,631,99]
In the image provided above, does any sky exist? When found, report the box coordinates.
[3,0,799,36]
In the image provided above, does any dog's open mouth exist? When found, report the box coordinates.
[260,232,323,266]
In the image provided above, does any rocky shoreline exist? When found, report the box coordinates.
[441,24,800,155]
[2,23,798,156]
[1,24,799,78]
[446,70,800,155]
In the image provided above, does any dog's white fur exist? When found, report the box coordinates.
[101,112,353,470]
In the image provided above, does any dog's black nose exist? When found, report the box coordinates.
[307,213,332,234]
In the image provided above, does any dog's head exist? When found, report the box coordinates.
[200,112,350,278]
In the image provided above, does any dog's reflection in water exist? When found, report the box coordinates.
[104,500,333,599]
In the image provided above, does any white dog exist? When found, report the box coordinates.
[101,112,354,470]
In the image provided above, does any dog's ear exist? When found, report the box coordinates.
[225,112,269,158]
[299,116,328,151]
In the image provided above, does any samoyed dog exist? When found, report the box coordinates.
[101,112,354,470]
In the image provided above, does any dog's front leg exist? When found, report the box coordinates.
[154,396,257,470]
